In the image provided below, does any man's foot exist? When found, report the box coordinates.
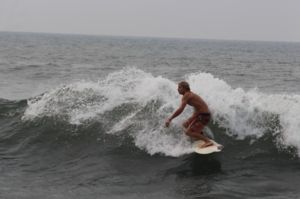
[200,141,213,148]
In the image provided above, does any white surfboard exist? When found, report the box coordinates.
[193,139,223,154]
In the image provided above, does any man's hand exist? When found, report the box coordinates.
[165,118,172,127]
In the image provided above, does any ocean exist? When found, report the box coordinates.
[1,32,300,199]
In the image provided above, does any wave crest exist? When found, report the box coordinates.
[21,68,300,156]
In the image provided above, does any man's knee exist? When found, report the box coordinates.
[185,129,191,136]
[182,121,189,128]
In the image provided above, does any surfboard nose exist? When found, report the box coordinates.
[217,145,224,151]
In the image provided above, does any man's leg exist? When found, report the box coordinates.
[185,120,213,148]
[183,117,194,129]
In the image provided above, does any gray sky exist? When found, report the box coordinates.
[0,0,300,42]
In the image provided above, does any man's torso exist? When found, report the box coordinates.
[184,92,209,114]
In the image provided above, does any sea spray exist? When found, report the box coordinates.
[22,68,300,156]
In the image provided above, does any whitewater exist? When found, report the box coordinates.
[22,68,300,157]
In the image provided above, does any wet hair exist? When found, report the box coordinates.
[178,81,190,91]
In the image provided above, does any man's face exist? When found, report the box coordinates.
[177,85,185,95]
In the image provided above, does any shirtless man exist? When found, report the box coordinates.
[165,81,213,147]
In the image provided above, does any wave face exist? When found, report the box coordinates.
[13,68,299,157]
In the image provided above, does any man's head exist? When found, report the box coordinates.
[178,81,190,95]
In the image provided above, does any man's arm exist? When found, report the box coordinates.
[165,95,188,127]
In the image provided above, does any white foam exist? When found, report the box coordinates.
[23,68,300,156]
[187,72,300,154]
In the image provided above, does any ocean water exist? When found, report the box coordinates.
[1,32,300,198]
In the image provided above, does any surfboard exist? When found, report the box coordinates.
[193,139,223,154]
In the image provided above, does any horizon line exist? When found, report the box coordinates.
[1,30,300,44]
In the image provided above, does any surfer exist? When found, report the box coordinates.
[165,81,213,148]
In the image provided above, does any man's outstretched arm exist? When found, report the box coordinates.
[165,98,188,127]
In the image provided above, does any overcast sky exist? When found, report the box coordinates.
[0,0,299,42]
